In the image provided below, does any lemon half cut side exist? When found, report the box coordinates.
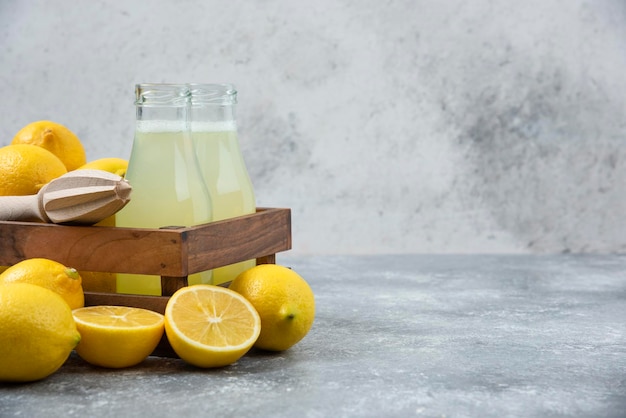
[164,285,261,368]
[72,305,164,368]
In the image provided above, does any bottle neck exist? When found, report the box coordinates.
[189,83,237,126]
[135,84,191,126]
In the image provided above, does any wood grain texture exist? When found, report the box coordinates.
[0,220,187,275]
[186,207,291,272]
[0,208,291,276]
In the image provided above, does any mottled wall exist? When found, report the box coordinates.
[1,0,625,254]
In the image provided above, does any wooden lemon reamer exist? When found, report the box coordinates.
[0,169,131,225]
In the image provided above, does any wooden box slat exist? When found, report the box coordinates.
[0,208,291,275]
[186,207,291,273]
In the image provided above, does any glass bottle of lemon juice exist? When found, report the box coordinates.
[116,84,213,295]
[190,84,256,284]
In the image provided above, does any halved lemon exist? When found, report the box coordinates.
[164,285,261,368]
[72,306,164,368]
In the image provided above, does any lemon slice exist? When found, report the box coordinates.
[72,306,164,368]
[164,285,261,368]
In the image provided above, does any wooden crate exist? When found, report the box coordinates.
[0,207,292,357]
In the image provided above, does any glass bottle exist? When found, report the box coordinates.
[189,83,256,284]
[116,83,213,295]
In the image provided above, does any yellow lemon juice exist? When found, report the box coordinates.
[116,126,213,295]
[192,123,256,284]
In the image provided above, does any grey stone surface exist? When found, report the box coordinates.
[1,1,626,255]
[1,255,625,417]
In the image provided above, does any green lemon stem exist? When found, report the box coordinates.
[66,268,81,280]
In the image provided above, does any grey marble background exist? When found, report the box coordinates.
[1,0,625,255]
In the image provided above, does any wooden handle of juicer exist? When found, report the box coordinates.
[0,194,48,222]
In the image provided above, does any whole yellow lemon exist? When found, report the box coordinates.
[229,264,315,351]
[0,144,67,196]
[0,282,81,382]
[12,120,86,171]
[77,157,128,177]
[0,258,84,310]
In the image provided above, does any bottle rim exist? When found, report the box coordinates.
[188,83,237,106]
[135,83,190,107]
